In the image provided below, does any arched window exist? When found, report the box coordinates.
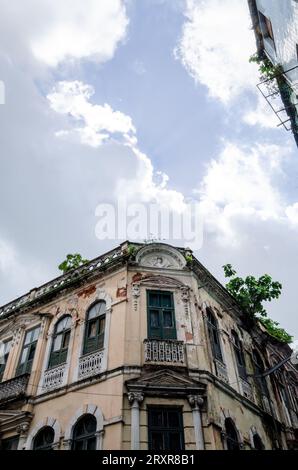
[231,331,247,380]
[225,418,240,450]
[48,316,72,368]
[72,414,97,450]
[252,350,267,395]
[33,426,54,450]
[83,301,106,355]
[253,433,264,450]
[206,308,223,362]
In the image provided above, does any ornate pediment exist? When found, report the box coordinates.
[126,369,205,397]
[135,244,186,270]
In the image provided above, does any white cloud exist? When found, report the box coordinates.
[285,203,298,227]
[175,0,258,104]
[47,80,187,213]
[0,236,51,301]
[30,0,128,67]
[197,141,297,245]
[47,81,136,147]
[243,95,281,129]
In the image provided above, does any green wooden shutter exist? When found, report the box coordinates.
[147,291,176,340]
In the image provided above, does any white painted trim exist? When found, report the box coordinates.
[25,417,61,450]
[73,291,113,382]
[37,313,77,395]
[64,404,104,450]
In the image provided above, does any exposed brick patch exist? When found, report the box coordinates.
[185,332,193,341]
[132,273,143,283]
[77,285,96,298]
[117,287,127,298]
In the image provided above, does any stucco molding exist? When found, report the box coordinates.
[25,416,61,450]
[135,243,187,270]
[64,404,104,450]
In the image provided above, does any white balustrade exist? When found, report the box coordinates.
[144,339,185,365]
[78,350,104,379]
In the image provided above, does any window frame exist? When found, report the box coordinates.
[225,418,240,451]
[147,290,177,340]
[83,301,106,356]
[15,326,40,377]
[0,339,12,382]
[206,308,223,363]
[258,11,276,50]
[48,316,72,369]
[147,406,185,451]
[71,414,97,450]
[33,426,55,451]
[231,331,247,381]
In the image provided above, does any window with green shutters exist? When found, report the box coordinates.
[16,326,40,376]
[0,339,12,382]
[48,316,71,368]
[231,330,247,381]
[83,301,106,355]
[147,291,176,340]
[206,308,223,362]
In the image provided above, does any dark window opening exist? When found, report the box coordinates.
[225,418,240,451]
[258,11,275,48]
[253,433,265,450]
[148,407,184,451]
[147,291,176,340]
[1,436,19,450]
[252,350,267,395]
[206,308,223,362]
[72,414,97,450]
[0,339,12,382]
[33,426,54,450]
[231,331,247,380]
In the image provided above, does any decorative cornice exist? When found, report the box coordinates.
[0,245,127,319]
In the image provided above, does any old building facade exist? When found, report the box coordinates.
[0,241,297,450]
[248,0,298,146]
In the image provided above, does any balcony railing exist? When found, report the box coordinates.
[0,374,29,403]
[144,339,185,366]
[214,359,229,383]
[78,350,105,380]
[42,363,66,392]
[240,378,254,402]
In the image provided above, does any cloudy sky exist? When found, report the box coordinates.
[0,0,297,339]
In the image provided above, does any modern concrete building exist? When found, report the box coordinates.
[0,241,297,450]
[248,0,298,146]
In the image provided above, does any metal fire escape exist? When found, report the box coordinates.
[257,65,298,142]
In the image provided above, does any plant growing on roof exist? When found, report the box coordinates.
[58,253,89,273]
[222,264,292,344]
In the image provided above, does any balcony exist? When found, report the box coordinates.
[214,359,229,383]
[240,378,254,402]
[78,350,105,380]
[42,363,67,392]
[0,374,29,403]
[144,339,186,366]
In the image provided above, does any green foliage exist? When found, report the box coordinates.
[222,264,291,344]
[185,254,193,264]
[258,317,293,344]
[249,53,281,80]
[223,264,282,318]
[58,253,89,273]
[127,244,136,256]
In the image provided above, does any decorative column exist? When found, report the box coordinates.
[16,423,30,450]
[188,395,204,450]
[128,392,144,450]
[95,429,104,450]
